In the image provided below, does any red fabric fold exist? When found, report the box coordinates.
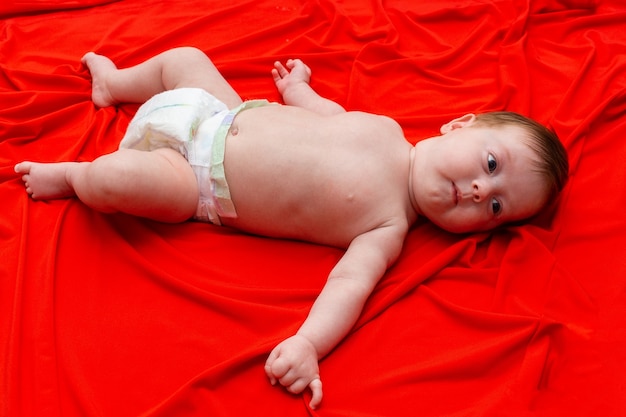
[1,1,625,416]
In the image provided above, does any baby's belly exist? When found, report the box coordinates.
[220,105,408,247]
[223,174,375,248]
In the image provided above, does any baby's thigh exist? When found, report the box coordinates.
[133,148,199,221]
[151,148,197,189]
[167,48,243,109]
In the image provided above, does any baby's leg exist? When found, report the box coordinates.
[15,148,198,223]
[82,47,243,108]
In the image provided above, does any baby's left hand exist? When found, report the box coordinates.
[265,334,324,409]
[271,59,312,97]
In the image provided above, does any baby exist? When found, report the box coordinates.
[14,47,568,409]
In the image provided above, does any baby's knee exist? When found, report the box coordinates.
[171,46,211,64]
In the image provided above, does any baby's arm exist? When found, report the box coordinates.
[265,223,407,409]
[272,60,346,116]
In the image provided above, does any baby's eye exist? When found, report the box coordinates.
[487,154,497,173]
[491,198,502,215]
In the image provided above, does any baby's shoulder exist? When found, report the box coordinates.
[343,110,400,125]
[338,111,405,144]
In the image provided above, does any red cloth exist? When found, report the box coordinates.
[1,0,625,416]
[0,0,118,18]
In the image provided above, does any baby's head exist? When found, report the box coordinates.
[411,111,569,233]
[472,111,569,205]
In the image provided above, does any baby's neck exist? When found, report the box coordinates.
[407,146,422,218]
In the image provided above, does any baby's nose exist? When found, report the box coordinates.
[471,179,492,202]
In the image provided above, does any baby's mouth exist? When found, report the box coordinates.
[453,182,473,205]
[452,182,459,205]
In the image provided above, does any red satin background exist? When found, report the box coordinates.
[1,1,625,416]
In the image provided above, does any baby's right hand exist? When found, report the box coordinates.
[271,59,312,97]
[264,334,324,409]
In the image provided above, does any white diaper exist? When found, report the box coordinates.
[119,87,268,224]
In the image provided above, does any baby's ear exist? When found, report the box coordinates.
[440,113,476,134]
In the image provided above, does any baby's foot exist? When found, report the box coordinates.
[81,52,118,107]
[15,161,78,200]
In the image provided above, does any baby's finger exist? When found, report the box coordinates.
[273,61,289,77]
[264,364,277,385]
[271,357,292,377]
[264,348,281,384]
[265,345,281,366]
[282,375,306,392]
[282,367,317,389]
[308,378,323,410]
[288,58,303,67]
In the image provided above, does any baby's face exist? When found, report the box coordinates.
[410,117,548,233]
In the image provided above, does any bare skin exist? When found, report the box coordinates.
[15,47,549,409]
[14,49,415,409]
